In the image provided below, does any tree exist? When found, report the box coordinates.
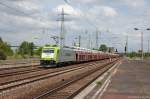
[17,41,35,58]
[99,44,108,52]
[0,50,6,60]
[34,47,42,56]
[1,42,13,56]
[0,37,3,43]
[0,37,13,60]
[29,42,34,56]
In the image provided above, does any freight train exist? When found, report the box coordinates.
[40,46,119,67]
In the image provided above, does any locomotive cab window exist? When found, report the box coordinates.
[43,49,54,53]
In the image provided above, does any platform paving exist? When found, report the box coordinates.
[101,59,150,99]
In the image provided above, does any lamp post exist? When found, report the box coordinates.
[134,28,150,60]
[148,40,150,53]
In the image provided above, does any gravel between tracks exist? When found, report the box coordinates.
[43,62,116,99]
[0,59,117,99]
[0,58,40,69]
[0,65,41,77]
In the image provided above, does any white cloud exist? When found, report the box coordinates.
[71,0,146,9]
[0,0,42,17]
[101,6,118,17]
[121,0,146,7]
[72,0,97,4]
[14,1,40,12]
[88,6,118,17]
[53,4,82,17]
[0,12,55,31]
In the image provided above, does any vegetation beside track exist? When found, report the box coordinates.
[126,51,150,59]
[0,37,13,60]
[0,37,42,60]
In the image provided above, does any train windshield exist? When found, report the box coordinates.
[43,49,54,53]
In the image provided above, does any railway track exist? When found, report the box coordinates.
[0,59,39,65]
[0,65,41,77]
[0,59,119,99]
[0,59,40,70]
[0,63,39,70]
[34,60,118,99]
[0,60,105,92]
[0,66,42,77]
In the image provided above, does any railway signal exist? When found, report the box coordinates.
[125,35,128,55]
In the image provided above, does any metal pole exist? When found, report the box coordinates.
[89,32,91,49]
[60,8,65,48]
[59,8,65,63]
[126,35,128,53]
[141,32,144,60]
[78,35,81,47]
[96,29,99,50]
[148,40,149,53]
[85,30,88,48]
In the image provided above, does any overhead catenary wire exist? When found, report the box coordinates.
[0,1,45,21]
[63,0,103,49]
[0,1,30,16]
[0,1,52,45]
[63,0,98,30]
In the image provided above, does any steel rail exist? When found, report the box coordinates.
[33,60,118,99]
[0,64,90,92]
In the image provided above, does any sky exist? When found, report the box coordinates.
[0,0,150,52]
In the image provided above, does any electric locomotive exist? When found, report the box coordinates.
[40,46,76,67]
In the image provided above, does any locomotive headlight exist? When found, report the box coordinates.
[41,53,54,58]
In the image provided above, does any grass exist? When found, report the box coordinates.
[0,60,2,64]
[5,54,40,60]
[96,81,102,86]
[126,56,150,60]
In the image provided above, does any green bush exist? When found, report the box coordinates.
[0,37,13,59]
[99,44,108,52]
[0,50,7,60]
[96,81,102,86]
[34,47,42,56]
[17,41,35,58]
[127,52,137,58]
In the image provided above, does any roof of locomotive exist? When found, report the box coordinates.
[42,46,117,55]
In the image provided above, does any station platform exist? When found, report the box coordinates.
[101,60,150,99]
